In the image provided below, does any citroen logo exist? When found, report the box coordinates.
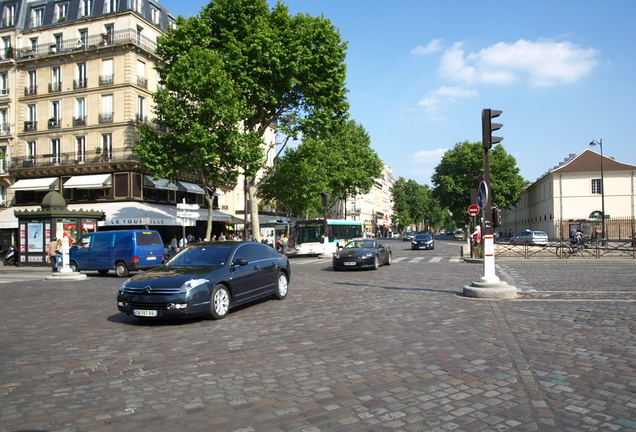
[142,286,153,294]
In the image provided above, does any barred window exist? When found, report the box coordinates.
[591,179,602,194]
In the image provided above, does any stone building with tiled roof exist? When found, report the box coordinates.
[500,149,636,239]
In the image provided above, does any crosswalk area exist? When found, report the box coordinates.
[292,256,463,266]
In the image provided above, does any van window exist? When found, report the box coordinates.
[78,236,91,248]
[93,235,111,249]
[136,231,162,246]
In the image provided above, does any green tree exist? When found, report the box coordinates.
[150,0,349,240]
[391,178,447,231]
[431,141,527,225]
[136,45,263,240]
[260,119,383,218]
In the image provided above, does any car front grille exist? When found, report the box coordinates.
[121,286,181,295]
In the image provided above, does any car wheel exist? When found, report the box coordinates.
[115,262,129,278]
[69,261,79,272]
[273,272,288,299]
[97,269,109,275]
[386,253,392,265]
[373,256,380,270]
[209,284,230,319]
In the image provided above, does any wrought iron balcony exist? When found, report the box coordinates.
[9,147,140,170]
[48,118,61,129]
[16,28,157,61]
[24,121,37,131]
[73,79,87,89]
[73,117,86,127]
[99,74,114,86]
[99,113,113,123]
[49,82,62,92]
[24,86,37,96]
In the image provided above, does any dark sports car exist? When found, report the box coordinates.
[332,239,392,271]
[117,241,290,320]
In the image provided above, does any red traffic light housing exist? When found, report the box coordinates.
[482,109,503,149]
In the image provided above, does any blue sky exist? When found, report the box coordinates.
[159,0,636,186]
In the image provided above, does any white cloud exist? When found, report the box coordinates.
[439,39,599,87]
[413,148,448,164]
[417,85,478,118]
[410,39,443,55]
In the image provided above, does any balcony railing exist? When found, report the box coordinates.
[16,29,157,61]
[99,113,113,123]
[0,124,11,136]
[9,147,139,170]
[73,117,86,127]
[48,118,61,129]
[24,121,37,131]
[49,82,62,92]
[137,76,148,88]
[73,79,87,89]
[99,74,114,86]
[24,86,37,96]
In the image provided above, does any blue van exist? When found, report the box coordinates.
[69,230,165,277]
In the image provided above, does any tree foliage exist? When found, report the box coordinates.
[391,178,449,231]
[260,119,383,218]
[431,141,527,225]
[145,0,350,240]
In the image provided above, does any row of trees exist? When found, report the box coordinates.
[392,141,527,231]
[136,0,382,241]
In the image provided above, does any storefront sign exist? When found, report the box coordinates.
[103,218,173,226]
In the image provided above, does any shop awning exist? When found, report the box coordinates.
[145,175,179,191]
[207,187,225,197]
[10,177,59,191]
[63,174,112,189]
[178,181,205,194]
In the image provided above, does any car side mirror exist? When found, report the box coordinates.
[233,258,248,266]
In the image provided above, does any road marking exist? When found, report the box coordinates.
[409,257,425,262]
[449,257,463,262]
[294,259,327,265]
[429,257,443,263]
[392,257,408,262]
[513,299,636,302]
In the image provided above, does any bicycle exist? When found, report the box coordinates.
[557,240,588,258]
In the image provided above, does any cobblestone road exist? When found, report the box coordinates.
[1,259,635,431]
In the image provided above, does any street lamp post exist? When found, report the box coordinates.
[589,139,605,242]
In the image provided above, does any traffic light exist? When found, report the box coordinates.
[492,207,501,227]
[481,109,503,149]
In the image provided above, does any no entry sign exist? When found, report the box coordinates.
[467,204,480,216]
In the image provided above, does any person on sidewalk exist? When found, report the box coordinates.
[48,237,62,272]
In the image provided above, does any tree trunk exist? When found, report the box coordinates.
[248,177,260,242]
[205,193,214,241]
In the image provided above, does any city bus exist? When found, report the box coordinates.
[294,219,364,255]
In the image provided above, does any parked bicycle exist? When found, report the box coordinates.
[557,239,589,258]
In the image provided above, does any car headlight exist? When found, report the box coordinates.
[360,253,373,259]
[411,240,417,244]
[118,279,131,294]
[179,279,209,293]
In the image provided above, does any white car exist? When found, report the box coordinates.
[510,230,548,246]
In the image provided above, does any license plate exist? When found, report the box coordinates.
[133,309,157,317]
[146,256,157,260]
[343,262,356,266]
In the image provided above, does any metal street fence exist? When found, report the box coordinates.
[495,238,636,259]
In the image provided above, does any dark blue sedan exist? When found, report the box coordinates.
[117,241,290,320]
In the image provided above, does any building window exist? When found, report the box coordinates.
[3,4,15,27]
[1,37,11,59]
[137,60,147,88]
[75,136,86,162]
[74,63,87,89]
[591,179,603,194]
[137,96,145,122]
[74,98,86,126]
[151,7,160,25]
[79,0,92,17]
[100,94,113,123]
[0,72,8,94]
[25,104,37,131]
[102,133,112,160]
[26,141,36,166]
[31,7,44,28]
[51,138,61,164]
[78,30,88,49]
[50,67,62,92]
[55,3,68,22]
[100,58,113,85]
[0,109,8,135]
[104,0,117,14]
[26,70,37,95]
[49,101,61,128]
[133,0,142,13]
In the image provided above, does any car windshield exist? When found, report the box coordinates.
[167,244,232,267]
[414,234,431,240]
[344,240,378,249]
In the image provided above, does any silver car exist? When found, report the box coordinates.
[510,230,548,246]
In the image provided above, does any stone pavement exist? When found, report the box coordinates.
[0,260,635,431]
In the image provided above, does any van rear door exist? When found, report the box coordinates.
[134,231,164,267]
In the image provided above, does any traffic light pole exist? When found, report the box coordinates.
[464,109,516,299]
